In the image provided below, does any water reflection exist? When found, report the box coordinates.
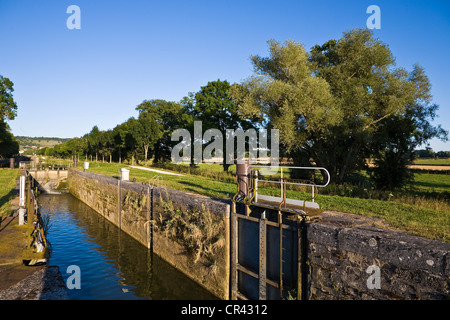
[39,193,217,300]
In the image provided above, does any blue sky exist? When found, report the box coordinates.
[1,0,449,151]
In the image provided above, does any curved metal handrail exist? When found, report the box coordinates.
[251,165,331,188]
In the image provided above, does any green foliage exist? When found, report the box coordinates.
[182,79,257,171]
[39,29,447,193]
[156,197,225,265]
[186,79,255,133]
[0,124,19,159]
[136,99,189,163]
[231,29,447,187]
[0,75,19,159]
[0,75,17,122]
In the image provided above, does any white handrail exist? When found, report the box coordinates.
[250,165,330,206]
[250,165,331,188]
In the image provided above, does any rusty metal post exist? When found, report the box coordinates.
[259,210,267,300]
[230,200,238,300]
[236,161,250,196]
[27,177,34,227]
[297,217,307,300]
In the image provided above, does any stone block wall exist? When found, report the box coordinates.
[68,169,230,299]
[306,211,450,299]
[67,169,449,300]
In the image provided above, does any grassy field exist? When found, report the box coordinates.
[75,161,449,242]
[411,173,450,193]
[0,169,19,217]
[413,158,450,166]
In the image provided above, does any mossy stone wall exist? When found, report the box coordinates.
[68,169,230,299]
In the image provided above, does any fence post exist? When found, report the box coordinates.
[117,179,121,230]
[18,173,26,225]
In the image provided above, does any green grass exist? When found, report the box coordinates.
[80,162,237,199]
[413,158,450,166]
[0,169,19,217]
[411,173,450,193]
[76,161,449,242]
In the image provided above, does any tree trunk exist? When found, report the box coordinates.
[144,144,149,163]
[338,145,354,184]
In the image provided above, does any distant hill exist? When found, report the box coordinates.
[16,136,69,153]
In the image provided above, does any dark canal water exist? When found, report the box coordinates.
[38,193,216,300]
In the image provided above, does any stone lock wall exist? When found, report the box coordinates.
[306,211,450,300]
[67,169,230,300]
[67,169,449,300]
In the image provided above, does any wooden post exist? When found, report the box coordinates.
[147,185,151,249]
[117,179,121,230]
[230,201,238,300]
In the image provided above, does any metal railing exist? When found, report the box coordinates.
[19,160,72,171]
[22,171,49,257]
[249,165,330,211]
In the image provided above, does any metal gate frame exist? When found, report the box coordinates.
[230,165,329,300]
[230,199,307,300]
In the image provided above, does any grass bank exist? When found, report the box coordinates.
[0,169,19,217]
[413,158,450,166]
[74,161,449,242]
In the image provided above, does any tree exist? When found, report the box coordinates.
[414,147,435,158]
[184,79,257,171]
[87,125,101,161]
[435,151,449,158]
[136,99,190,163]
[0,75,19,159]
[368,68,448,189]
[98,129,115,163]
[0,76,17,122]
[231,29,443,184]
[0,124,19,159]
[112,122,129,163]
[135,108,161,163]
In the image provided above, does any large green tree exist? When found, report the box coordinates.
[368,67,447,189]
[87,125,101,161]
[183,79,257,171]
[231,29,444,185]
[136,99,190,163]
[135,107,162,162]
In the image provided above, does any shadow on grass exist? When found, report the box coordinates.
[0,188,18,215]
[179,181,234,199]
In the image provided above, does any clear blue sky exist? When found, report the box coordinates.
[1,0,449,151]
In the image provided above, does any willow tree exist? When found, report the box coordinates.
[231,29,441,184]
